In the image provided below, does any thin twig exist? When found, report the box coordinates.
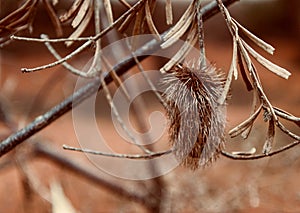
[0,0,239,156]
[63,145,172,159]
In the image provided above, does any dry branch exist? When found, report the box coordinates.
[0,0,239,157]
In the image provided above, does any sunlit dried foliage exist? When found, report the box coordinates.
[0,0,299,169]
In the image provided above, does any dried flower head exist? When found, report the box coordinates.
[162,62,226,169]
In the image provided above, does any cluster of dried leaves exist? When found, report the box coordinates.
[0,0,299,166]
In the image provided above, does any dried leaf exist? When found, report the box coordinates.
[165,0,173,25]
[65,2,93,47]
[218,37,238,104]
[52,0,58,6]
[145,0,160,40]
[118,11,135,32]
[237,39,252,72]
[71,0,90,28]
[43,0,63,37]
[229,104,262,138]
[50,180,77,213]
[1,0,37,30]
[102,56,130,100]
[233,18,275,55]
[130,9,144,50]
[273,107,300,127]
[119,0,132,9]
[160,11,194,49]
[231,147,256,156]
[104,0,114,25]
[262,119,275,154]
[59,0,83,22]
[237,45,253,91]
[241,93,259,139]
[0,0,34,25]
[162,1,194,41]
[242,39,291,79]
[160,24,197,73]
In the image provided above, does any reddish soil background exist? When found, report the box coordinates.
[0,1,299,212]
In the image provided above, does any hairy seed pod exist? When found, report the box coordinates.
[162,62,226,169]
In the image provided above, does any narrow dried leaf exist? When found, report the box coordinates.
[130,9,144,50]
[229,104,262,138]
[119,0,132,9]
[59,0,83,22]
[2,0,38,30]
[218,37,238,104]
[102,56,130,100]
[165,0,173,25]
[160,11,194,49]
[162,1,194,41]
[233,18,275,55]
[241,93,259,139]
[50,181,77,213]
[43,0,63,37]
[231,147,256,156]
[273,107,300,127]
[65,3,93,46]
[242,40,291,79]
[71,0,90,28]
[262,119,275,154]
[145,0,160,40]
[237,45,253,91]
[118,11,135,32]
[0,0,34,25]
[52,0,58,6]
[237,39,252,72]
[104,0,114,25]
[160,25,197,73]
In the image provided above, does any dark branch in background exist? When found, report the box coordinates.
[0,0,239,157]
[33,143,159,212]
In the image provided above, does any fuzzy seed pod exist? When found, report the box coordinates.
[162,62,226,169]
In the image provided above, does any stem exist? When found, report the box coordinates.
[0,0,239,157]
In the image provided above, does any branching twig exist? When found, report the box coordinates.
[0,0,239,157]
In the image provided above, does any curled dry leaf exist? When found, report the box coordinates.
[50,180,77,213]
[242,39,291,79]
[273,107,300,127]
[162,1,194,42]
[59,0,83,22]
[232,18,275,55]
[231,147,256,156]
[229,104,262,138]
[104,0,114,25]
[65,1,93,47]
[43,0,63,37]
[165,0,173,25]
[160,23,197,73]
[237,44,253,91]
[218,36,238,104]
[145,0,161,40]
[130,9,144,49]
[241,93,260,139]
[262,119,275,154]
[71,0,91,28]
[119,0,132,9]
[0,0,38,44]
